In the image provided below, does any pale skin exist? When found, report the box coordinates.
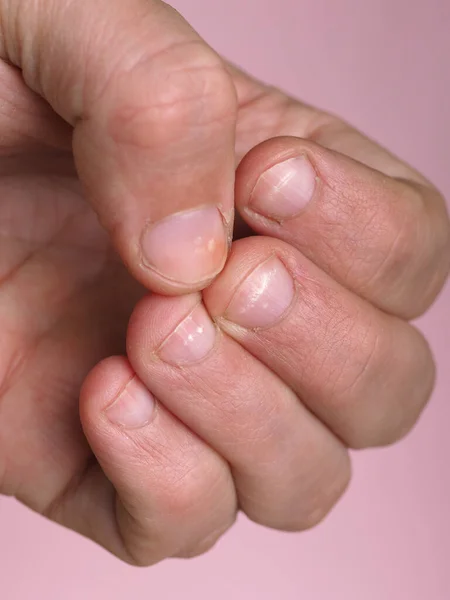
[0,0,449,566]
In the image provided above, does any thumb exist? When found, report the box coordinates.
[1,0,236,293]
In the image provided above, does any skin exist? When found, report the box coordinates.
[0,0,449,565]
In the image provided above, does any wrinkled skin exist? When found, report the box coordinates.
[0,0,448,566]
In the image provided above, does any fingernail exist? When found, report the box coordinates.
[158,303,216,365]
[225,257,295,329]
[106,377,155,429]
[249,156,317,219]
[141,207,228,285]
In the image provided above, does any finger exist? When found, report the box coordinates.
[203,237,436,449]
[1,0,237,293]
[75,356,236,564]
[234,136,450,319]
[126,292,350,531]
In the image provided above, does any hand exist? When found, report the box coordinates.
[0,0,448,565]
[81,97,449,561]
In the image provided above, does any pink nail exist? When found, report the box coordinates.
[141,207,228,285]
[225,257,295,329]
[158,303,216,365]
[249,156,317,219]
[106,377,155,429]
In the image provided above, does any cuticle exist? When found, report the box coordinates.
[243,205,286,225]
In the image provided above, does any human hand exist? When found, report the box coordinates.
[80,86,449,562]
[0,0,448,565]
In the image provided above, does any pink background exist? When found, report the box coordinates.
[1,1,449,598]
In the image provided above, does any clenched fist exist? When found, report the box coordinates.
[0,0,448,565]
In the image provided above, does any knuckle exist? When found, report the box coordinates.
[121,549,160,569]
[299,501,337,531]
[394,184,450,316]
[242,455,351,533]
[348,425,393,450]
[356,181,450,316]
[345,327,435,450]
[104,40,236,151]
[115,518,165,568]
[394,330,436,438]
[294,457,352,532]
[291,499,337,532]
[176,517,236,559]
